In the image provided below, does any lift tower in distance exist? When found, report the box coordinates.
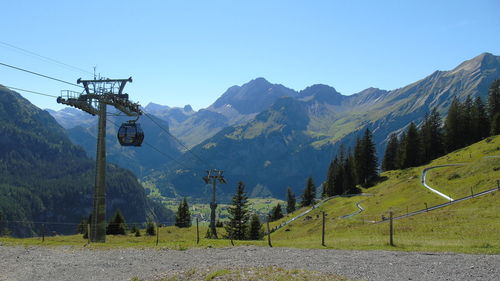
[57,77,141,243]
[203,169,226,239]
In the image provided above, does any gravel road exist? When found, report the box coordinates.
[0,245,498,281]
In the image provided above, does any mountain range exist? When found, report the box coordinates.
[49,52,500,201]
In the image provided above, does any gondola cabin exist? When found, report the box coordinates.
[117,121,144,146]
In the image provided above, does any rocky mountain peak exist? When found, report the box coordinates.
[450,52,498,74]
[210,77,297,115]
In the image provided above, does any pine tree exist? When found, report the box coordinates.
[323,159,338,197]
[106,209,127,235]
[145,220,156,236]
[323,160,334,197]
[488,79,500,122]
[301,176,316,207]
[269,203,284,221]
[402,122,422,168]
[354,129,378,187]
[332,156,344,195]
[286,187,296,214]
[445,97,463,152]
[248,214,263,240]
[382,133,399,171]
[175,197,192,228]
[420,108,444,163]
[343,153,359,194]
[462,95,474,146]
[491,112,500,135]
[471,96,490,141]
[225,181,249,240]
[395,132,407,169]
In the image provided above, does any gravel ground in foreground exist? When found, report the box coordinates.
[0,245,498,281]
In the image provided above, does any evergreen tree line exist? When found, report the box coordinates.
[383,79,500,171]
[323,128,378,197]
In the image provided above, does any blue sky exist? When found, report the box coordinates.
[1,0,499,111]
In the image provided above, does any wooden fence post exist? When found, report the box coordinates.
[321,211,326,247]
[425,203,428,212]
[389,211,394,246]
[196,218,200,244]
[156,224,159,246]
[87,224,90,244]
[266,220,272,248]
[470,187,474,197]
[41,223,45,243]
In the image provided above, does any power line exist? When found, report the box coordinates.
[0,41,93,75]
[0,84,200,172]
[2,85,59,98]
[0,61,83,88]
[143,111,210,168]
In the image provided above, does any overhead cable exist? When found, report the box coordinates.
[0,40,93,75]
[0,61,83,88]
[2,85,59,98]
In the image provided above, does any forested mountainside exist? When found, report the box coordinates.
[0,86,173,237]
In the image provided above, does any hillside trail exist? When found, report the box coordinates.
[421,164,465,201]
[269,194,371,233]
[420,155,500,201]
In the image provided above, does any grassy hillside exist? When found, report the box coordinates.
[270,135,500,253]
[2,136,499,253]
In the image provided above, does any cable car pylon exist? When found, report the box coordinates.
[57,77,142,243]
[203,169,226,239]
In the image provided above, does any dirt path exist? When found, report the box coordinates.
[0,245,498,281]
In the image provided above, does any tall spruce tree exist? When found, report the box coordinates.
[323,160,335,197]
[445,97,462,152]
[382,133,399,171]
[471,96,490,140]
[488,79,500,135]
[343,153,358,194]
[354,129,378,187]
[488,79,500,122]
[395,131,407,169]
[420,108,444,163]
[225,181,249,240]
[462,95,474,146]
[491,113,500,135]
[175,197,192,228]
[248,214,263,240]
[402,122,422,168]
[301,176,316,207]
[286,187,296,214]
[332,156,344,195]
[269,203,284,221]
